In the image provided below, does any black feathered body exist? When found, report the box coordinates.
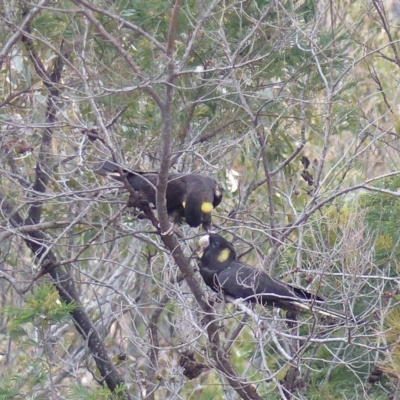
[184,174,222,229]
[96,161,222,230]
[204,260,325,312]
[198,234,346,318]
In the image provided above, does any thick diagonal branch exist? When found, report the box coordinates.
[0,194,132,399]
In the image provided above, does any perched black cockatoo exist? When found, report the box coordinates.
[96,160,223,233]
[197,233,348,319]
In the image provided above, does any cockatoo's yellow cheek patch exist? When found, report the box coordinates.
[217,249,230,263]
[201,202,213,213]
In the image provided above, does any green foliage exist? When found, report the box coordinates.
[67,384,126,400]
[0,360,48,400]
[381,309,400,379]
[32,8,71,42]
[358,177,400,264]
[3,285,74,338]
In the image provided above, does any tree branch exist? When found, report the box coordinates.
[0,0,51,70]
[0,192,132,399]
